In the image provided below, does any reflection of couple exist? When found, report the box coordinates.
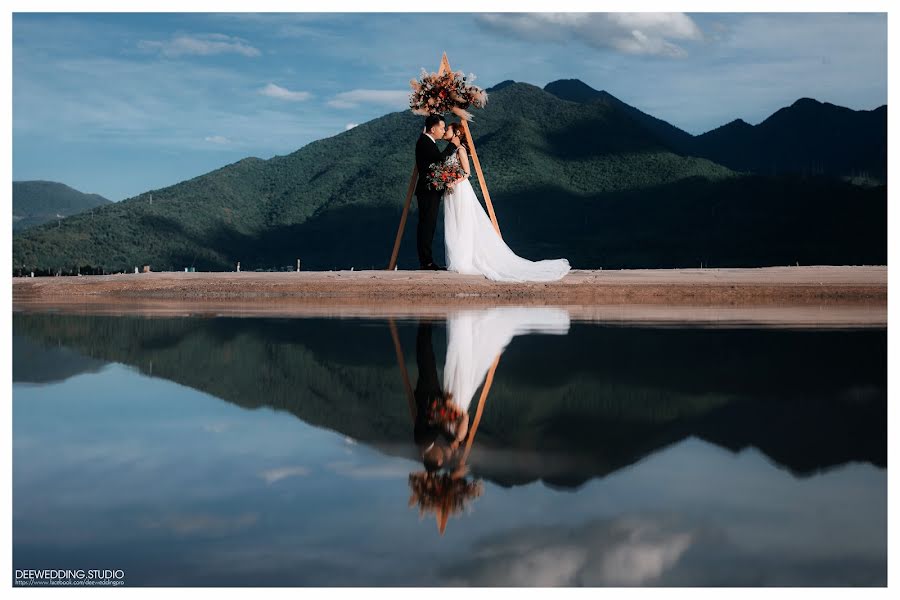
[407,307,571,533]
[413,322,467,473]
[414,114,572,282]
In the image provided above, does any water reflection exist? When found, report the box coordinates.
[11,309,887,585]
[401,309,571,533]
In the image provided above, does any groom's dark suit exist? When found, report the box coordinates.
[415,133,458,268]
[413,322,445,447]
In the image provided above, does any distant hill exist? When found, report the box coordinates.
[12,81,886,273]
[692,98,887,181]
[13,180,112,232]
[545,79,887,182]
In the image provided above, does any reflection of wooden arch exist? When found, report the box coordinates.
[389,318,499,535]
[389,318,417,421]
[387,52,502,270]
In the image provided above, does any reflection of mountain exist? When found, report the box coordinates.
[13,334,107,383]
[13,313,886,488]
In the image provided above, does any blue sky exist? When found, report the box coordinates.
[12,12,887,201]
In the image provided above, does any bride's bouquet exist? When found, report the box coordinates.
[410,69,488,121]
[425,392,466,427]
[425,159,467,193]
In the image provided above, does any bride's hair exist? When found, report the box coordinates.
[447,122,471,153]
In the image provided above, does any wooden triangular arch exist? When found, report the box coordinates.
[387,52,502,270]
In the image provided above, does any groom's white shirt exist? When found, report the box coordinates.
[425,133,436,144]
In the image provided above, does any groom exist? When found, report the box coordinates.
[415,114,461,270]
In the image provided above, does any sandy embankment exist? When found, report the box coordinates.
[12,266,887,327]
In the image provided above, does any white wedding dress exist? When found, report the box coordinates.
[442,307,571,413]
[443,152,571,282]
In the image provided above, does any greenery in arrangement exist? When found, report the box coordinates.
[12,80,887,273]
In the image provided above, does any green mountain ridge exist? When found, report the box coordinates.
[544,79,887,181]
[544,79,696,153]
[12,81,886,272]
[13,180,112,232]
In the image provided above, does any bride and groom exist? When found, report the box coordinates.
[414,114,571,282]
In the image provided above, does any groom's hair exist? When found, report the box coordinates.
[424,114,445,131]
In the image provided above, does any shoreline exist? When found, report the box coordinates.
[13,266,886,303]
[12,266,886,327]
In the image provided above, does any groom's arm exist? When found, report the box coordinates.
[440,139,458,160]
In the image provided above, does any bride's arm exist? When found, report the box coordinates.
[458,147,471,177]
[447,148,471,191]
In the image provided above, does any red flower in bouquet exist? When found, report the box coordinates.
[426,395,465,427]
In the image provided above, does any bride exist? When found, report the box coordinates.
[440,123,571,282]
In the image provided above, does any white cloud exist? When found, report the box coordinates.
[328,89,409,109]
[12,54,338,154]
[476,12,703,58]
[203,135,231,145]
[259,83,311,102]
[608,13,887,134]
[444,516,695,586]
[137,33,261,58]
[344,123,358,131]
[259,466,310,484]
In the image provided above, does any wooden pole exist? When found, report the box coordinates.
[460,118,501,238]
[388,167,418,271]
[461,352,501,465]
[386,52,501,268]
[389,318,417,421]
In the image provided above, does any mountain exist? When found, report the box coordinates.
[12,81,886,273]
[692,97,887,181]
[13,181,112,232]
[545,79,887,182]
[544,79,696,153]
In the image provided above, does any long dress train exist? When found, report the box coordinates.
[442,154,571,283]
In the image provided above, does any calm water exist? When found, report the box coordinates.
[12,309,887,586]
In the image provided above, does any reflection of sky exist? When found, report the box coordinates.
[13,362,886,586]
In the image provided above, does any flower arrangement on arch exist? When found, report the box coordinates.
[409,69,488,121]
[408,471,484,520]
